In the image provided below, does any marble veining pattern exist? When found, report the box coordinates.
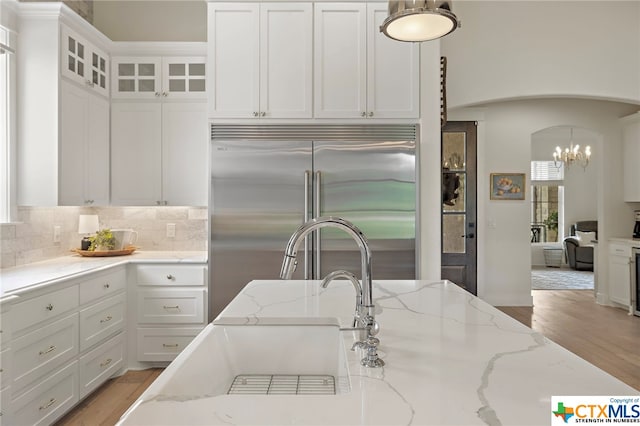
[118,280,638,426]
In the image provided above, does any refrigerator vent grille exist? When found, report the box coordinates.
[211,124,417,141]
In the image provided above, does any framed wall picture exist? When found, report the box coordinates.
[490,173,525,200]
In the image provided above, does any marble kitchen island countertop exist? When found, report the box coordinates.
[118,279,638,426]
[0,250,207,298]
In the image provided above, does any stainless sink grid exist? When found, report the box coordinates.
[228,374,336,395]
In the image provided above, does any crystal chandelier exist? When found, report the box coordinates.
[553,128,591,170]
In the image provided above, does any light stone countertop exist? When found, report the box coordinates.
[0,251,207,299]
[118,279,638,426]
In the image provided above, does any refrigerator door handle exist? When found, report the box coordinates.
[304,170,310,279]
[314,170,322,278]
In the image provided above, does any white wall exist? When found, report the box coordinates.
[443,1,640,108]
[450,99,638,306]
[93,1,206,42]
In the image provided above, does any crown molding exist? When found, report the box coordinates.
[110,41,207,57]
[18,1,113,51]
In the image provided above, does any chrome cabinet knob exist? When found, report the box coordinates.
[253,112,259,117]
[260,111,266,117]
[45,303,53,311]
[361,112,366,117]
[155,92,161,97]
[368,112,374,117]
[166,274,174,280]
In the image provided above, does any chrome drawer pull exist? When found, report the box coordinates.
[100,315,113,323]
[162,343,179,348]
[39,398,56,411]
[39,345,56,356]
[163,305,179,309]
[166,274,174,280]
[104,283,110,289]
[45,303,53,311]
[100,358,113,368]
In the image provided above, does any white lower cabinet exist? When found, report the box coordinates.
[12,313,79,395]
[79,333,125,398]
[80,293,126,351]
[3,260,207,422]
[136,328,203,362]
[608,243,632,308]
[131,263,208,363]
[10,361,79,426]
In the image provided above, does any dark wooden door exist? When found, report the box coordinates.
[441,121,477,295]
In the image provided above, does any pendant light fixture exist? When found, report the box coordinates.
[380,0,459,42]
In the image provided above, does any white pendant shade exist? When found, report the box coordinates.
[380,0,459,42]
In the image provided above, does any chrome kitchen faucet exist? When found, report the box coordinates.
[280,216,384,367]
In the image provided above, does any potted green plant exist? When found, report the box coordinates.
[544,211,559,242]
[89,229,116,251]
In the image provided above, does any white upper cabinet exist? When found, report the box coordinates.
[111,102,207,206]
[59,81,110,206]
[621,112,640,202]
[111,56,206,100]
[17,6,112,206]
[314,3,419,119]
[61,25,109,97]
[208,3,312,119]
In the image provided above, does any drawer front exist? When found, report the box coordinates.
[79,293,126,352]
[79,267,126,305]
[137,289,205,324]
[0,311,10,350]
[609,243,632,257]
[11,285,79,334]
[137,327,203,362]
[10,360,78,426]
[134,264,206,286]
[0,347,10,391]
[12,314,79,394]
[79,333,124,398]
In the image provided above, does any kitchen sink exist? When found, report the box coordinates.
[147,318,351,399]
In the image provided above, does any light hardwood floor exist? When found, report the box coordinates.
[498,290,640,391]
[54,289,640,425]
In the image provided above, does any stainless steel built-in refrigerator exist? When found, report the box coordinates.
[209,125,418,319]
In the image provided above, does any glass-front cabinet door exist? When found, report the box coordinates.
[61,25,109,97]
[111,57,162,99]
[162,57,207,99]
[111,56,206,99]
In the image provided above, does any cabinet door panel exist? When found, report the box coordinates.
[111,57,162,99]
[59,82,89,206]
[162,57,207,99]
[367,4,420,118]
[161,103,208,206]
[86,93,110,205]
[208,3,260,118]
[111,103,162,205]
[314,3,367,118]
[260,3,312,118]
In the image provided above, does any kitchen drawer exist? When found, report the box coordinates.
[10,360,78,426]
[12,313,78,394]
[134,264,206,286]
[137,289,205,324]
[609,243,632,257]
[137,327,203,362]
[0,310,10,351]
[79,332,124,398]
[11,285,79,335]
[0,347,10,391]
[79,267,126,305]
[79,293,125,351]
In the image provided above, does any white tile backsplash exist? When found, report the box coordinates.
[0,206,207,268]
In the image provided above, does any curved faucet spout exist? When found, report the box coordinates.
[280,216,373,310]
[321,270,362,328]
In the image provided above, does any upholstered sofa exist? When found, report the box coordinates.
[563,221,597,271]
